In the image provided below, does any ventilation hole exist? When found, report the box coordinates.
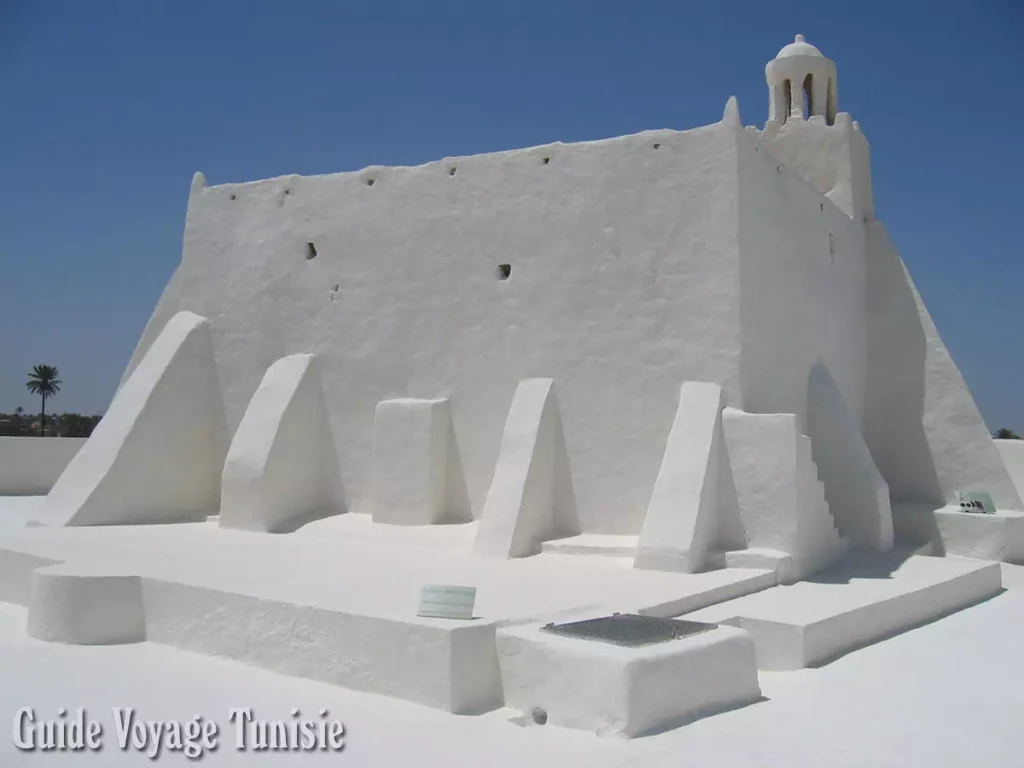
[653,143,661,149]
[448,167,457,176]
[776,165,781,173]
[496,264,511,280]
[366,178,375,186]
[332,284,339,292]
[306,242,318,260]
[229,193,236,200]
[284,188,291,195]
[530,707,548,726]
[541,157,550,165]
[820,203,824,211]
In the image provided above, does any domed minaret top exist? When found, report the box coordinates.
[766,34,837,125]
[776,33,823,59]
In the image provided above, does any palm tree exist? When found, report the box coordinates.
[25,365,61,437]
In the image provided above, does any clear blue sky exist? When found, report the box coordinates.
[1,1,1021,431]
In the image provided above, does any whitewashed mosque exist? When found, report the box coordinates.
[4,35,1023,738]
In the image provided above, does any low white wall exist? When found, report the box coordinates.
[995,440,1024,502]
[0,437,87,496]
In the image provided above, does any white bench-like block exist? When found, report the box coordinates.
[497,621,761,737]
[373,398,468,525]
[475,379,578,558]
[894,504,1024,563]
[635,382,744,573]
[688,553,1001,670]
[220,354,344,533]
[35,311,228,527]
[142,579,501,714]
[27,564,145,645]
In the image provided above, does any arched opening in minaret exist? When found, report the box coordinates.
[802,74,813,119]
[825,77,836,125]
[783,79,792,120]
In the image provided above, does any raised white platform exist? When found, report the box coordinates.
[894,504,1024,564]
[498,620,761,737]
[686,551,1002,670]
[0,500,773,713]
[4,586,1024,766]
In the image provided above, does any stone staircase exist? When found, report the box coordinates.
[796,434,848,574]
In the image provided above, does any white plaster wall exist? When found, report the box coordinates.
[123,123,743,534]
[995,440,1024,501]
[736,124,866,430]
[0,438,86,496]
[863,222,1023,511]
[754,114,874,223]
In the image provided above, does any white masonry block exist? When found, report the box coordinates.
[372,398,469,525]
[220,354,344,533]
[497,621,761,737]
[634,383,745,574]
[474,379,578,558]
[27,564,145,645]
[35,311,228,527]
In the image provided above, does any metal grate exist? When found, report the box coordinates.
[540,613,718,648]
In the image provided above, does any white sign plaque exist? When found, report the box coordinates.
[417,585,477,620]
[956,491,996,514]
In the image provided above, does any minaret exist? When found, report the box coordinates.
[757,35,874,223]
[765,34,838,124]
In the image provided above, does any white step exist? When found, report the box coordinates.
[541,534,638,558]
[686,552,1001,670]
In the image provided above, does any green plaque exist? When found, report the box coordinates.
[417,585,476,620]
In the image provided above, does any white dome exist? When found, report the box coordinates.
[776,34,823,59]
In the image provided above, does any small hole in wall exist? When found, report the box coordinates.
[366,178,375,186]
[776,165,781,173]
[653,143,661,149]
[820,203,824,211]
[229,193,236,200]
[448,166,457,176]
[306,242,318,260]
[285,188,291,195]
[496,264,511,280]
[542,157,550,165]
[530,708,548,726]
[332,284,339,292]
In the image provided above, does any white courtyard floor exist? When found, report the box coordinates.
[2,580,1023,766]
[2,497,1023,765]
